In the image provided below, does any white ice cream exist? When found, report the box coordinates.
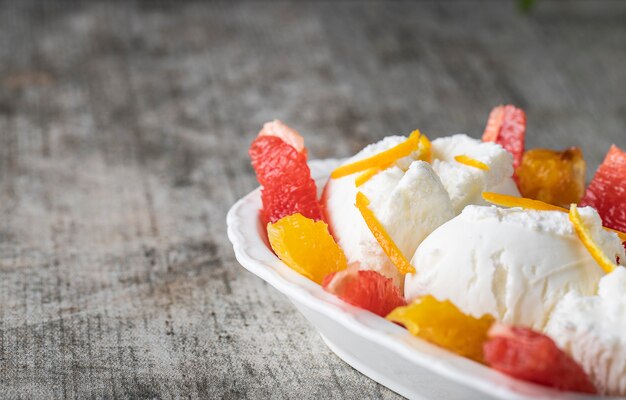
[323,136,454,286]
[545,267,626,396]
[323,134,520,287]
[431,134,520,213]
[404,205,625,330]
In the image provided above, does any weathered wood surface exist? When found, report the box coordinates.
[1,1,625,399]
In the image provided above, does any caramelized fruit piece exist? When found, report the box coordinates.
[482,105,526,170]
[484,323,597,394]
[267,213,347,284]
[355,192,415,274]
[580,145,626,234]
[569,204,617,274]
[516,147,586,208]
[386,295,494,362]
[331,130,421,179]
[454,155,490,170]
[323,265,406,317]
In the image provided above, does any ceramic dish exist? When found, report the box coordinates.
[226,158,607,400]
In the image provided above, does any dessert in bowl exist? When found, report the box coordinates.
[229,109,626,398]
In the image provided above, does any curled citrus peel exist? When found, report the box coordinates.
[454,155,490,171]
[568,204,617,274]
[482,192,626,241]
[355,192,415,275]
[355,165,389,187]
[482,192,568,212]
[331,130,421,179]
[352,132,432,187]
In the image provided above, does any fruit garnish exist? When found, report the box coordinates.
[516,147,586,208]
[580,145,626,234]
[267,213,347,284]
[482,192,568,212]
[249,135,323,223]
[484,323,597,394]
[568,204,617,274]
[323,265,406,317]
[355,192,415,274]
[331,130,421,179]
[355,165,388,187]
[387,295,495,363]
[258,119,306,157]
[483,192,626,242]
[482,105,526,170]
[454,155,490,170]
[416,133,432,163]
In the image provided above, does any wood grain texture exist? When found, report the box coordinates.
[0,1,625,399]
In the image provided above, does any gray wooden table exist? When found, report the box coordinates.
[1,1,625,399]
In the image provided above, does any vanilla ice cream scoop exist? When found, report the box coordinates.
[404,205,625,330]
[323,136,454,286]
[545,267,626,396]
[431,134,520,214]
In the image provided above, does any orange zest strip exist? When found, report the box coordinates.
[482,192,568,212]
[482,192,626,240]
[417,134,432,163]
[331,130,421,179]
[355,192,416,274]
[355,166,384,187]
[454,155,490,171]
[569,204,616,274]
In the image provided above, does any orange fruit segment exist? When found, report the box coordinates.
[454,155,490,170]
[517,147,586,208]
[387,295,495,363]
[355,192,415,275]
[568,204,617,274]
[267,213,348,284]
[331,130,421,179]
[417,134,432,163]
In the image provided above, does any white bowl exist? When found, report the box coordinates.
[226,159,603,400]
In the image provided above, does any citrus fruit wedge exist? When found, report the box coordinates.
[249,134,323,223]
[454,155,490,170]
[355,192,415,275]
[482,105,526,170]
[516,147,586,208]
[387,295,495,363]
[484,323,596,394]
[568,204,617,274]
[331,130,421,179]
[258,119,306,157]
[267,213,347,284]
[580,145,626,234]
[323,265,406,317]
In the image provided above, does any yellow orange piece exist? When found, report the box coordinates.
[355,192,415,274]
[606,227,626,242]
[454,155,490,170]
[331,130,421,179]
[568,204,617,274]
[387,295,494,363]
[267,213,347,284]
[482,192,568,212]
[517,147,586,208]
